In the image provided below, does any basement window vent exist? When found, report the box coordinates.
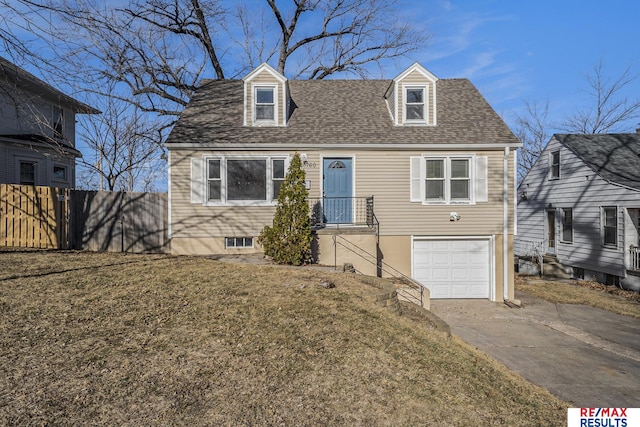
[225,237,254,249]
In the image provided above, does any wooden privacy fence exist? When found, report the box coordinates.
[0,184,70,249]
[0,184,168,253]
[72,190,168,253]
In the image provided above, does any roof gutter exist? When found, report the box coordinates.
[165,142,522,150]
[0,136,82,158]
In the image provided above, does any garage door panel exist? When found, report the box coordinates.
[432,269,451,281]
[413,239,490,299]
[451,270,469,280]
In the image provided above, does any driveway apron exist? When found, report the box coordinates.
[430,292,640,407]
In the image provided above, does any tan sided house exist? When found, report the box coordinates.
[165,62,520,302]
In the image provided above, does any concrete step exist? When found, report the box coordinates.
[542,258,571,279]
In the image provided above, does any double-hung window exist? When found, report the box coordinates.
[602,206,617,247]
[405,87,426,123]
[412,155,485,205]
[19,161,36,185]
[549,150,560,179]
[201,156,287,204]
[561,208,573,243]
[271,158,285,200]
[52,106,63,139]
[255,87,275,123]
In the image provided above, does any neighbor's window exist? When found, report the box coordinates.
[550,150,560,179]
[19,161,35,185]
[52,106,63,139]
[225,237,254,248]
[206,156,286,203]
[52,165,67,181]
[255,87,275,122]
[602,207,617,247]
[425,157,471,203]
[561,208,573,243]
[405,87,425,122]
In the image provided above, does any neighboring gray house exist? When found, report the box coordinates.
[0,56,99,188]
[516,132,640,290]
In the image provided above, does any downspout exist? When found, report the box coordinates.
[167,150,172,240]
[503,147,510,301]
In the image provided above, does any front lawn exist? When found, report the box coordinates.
[0,250,566,426]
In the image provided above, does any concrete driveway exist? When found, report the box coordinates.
[430,291,640,407]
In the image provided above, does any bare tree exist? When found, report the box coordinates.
[77,87,165,192]
[515,60,640,179]
[18,0,425,112]
[264,0,425,79]
[560,59,640,134]
[514,100,552,181]
[3,0,426,190]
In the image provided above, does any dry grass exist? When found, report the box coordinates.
[0,250,567,426]
[515,275,640,319]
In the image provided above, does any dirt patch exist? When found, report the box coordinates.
[516,275,640,318]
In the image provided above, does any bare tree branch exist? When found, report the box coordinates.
[560,59,640,134]
[78,84,165,191]
[266,0,427,79]
[514,100,552,182]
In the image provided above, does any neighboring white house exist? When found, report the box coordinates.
[516,132,640,291]
[0,56,99,188]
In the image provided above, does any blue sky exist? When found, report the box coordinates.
[390,0,640,130]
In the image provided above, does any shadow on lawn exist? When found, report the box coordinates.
[0,254,172,282]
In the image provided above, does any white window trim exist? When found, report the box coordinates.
[601,206,618,248]
[549,150,560,180]
[411,155,477,205]
[403,84,428,125]
[560,207,573,244]
[201,155,289,206]
[252,84,278,126]
[225,237,254,249]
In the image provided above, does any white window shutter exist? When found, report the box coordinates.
[475,156,488,202]
[191,157,205,204]
[410,156,423,202]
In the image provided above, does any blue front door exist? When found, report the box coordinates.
[323,158,353,223]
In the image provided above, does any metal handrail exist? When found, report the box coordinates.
[309,196,377,229]
[333,235,426,307]
[630,245,640,271]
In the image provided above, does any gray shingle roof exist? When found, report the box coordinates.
[165,78,519,147]
[556,133,640,190]
[0,56,99,114]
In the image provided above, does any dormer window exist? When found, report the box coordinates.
[255,86,275,123]
[243,63,287,127]
[388,63,437,126]
[405,87,425,121]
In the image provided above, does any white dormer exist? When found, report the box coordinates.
[243,63,288,127]
[385,63,438,126]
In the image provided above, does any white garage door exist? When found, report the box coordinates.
[413,239,491,299]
